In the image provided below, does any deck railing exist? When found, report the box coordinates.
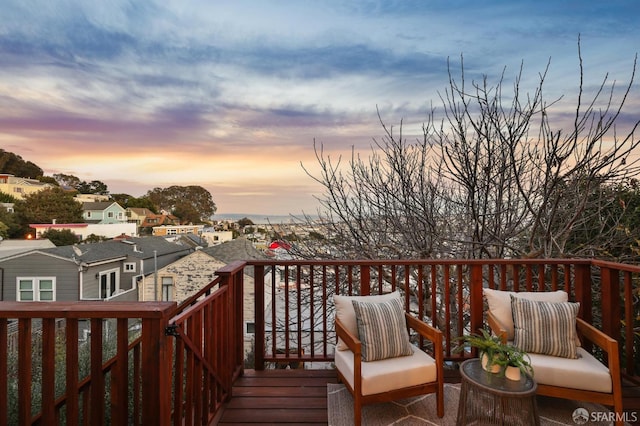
[249,259,639,379]
[0,258,638,425]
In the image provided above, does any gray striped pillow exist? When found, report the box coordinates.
[352,297,414,362]
[511,295,580,359]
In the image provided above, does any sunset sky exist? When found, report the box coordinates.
[1,1,639,216]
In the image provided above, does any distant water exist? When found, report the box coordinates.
[213,213,314,224]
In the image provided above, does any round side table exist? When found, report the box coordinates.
[456,358,539,426]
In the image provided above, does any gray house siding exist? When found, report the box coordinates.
[0,253,79,301]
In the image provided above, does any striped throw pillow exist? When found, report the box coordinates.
[511,295,580,359]
[352,297,414,362]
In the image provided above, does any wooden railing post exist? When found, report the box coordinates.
[216,261,246,383]
[141,307,174,426]
[469,264,484,340]
[573,263,593,325]
[600,265,622,344]
[254,264,265,370]
[360,264,371,295]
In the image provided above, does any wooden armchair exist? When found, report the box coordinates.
[484,289,623,426]
[334,300,444,426]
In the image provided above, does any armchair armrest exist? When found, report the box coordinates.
[576,318,621,372]
[335,317,361,356]
[486,311,508,343]
[405,313,442,344]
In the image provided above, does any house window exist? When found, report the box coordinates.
[245,322,255,334]
[17,277,56,301]
[87,211,91,218]
[167,229,177,235]
[161,276,173,301]
[99,269,119,299]
[123,262,136,273]
[108,212,114,218]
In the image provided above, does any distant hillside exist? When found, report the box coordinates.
[0,149,43,178]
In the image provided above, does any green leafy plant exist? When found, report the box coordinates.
[455,328,533,377]
[493,344,534,377]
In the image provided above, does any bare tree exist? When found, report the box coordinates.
[295,41,640,261]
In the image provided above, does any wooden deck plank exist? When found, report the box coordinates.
[225,396,327,410]
[217,370,338,425]
[217,368,640,425]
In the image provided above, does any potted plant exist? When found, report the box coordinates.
[454,329,506,373]
[455,329,534,379]
[494,344,533,381]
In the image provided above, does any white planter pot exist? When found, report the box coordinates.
[505,365,521,381]
[481,352,501,373]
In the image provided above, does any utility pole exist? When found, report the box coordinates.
[153,250,158,301]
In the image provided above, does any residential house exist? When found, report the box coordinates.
[152,224,204,237]
[201,229,233,246]
[138,250,225,302]
[138,237,268,358]
[30,222,137,240]
[174,233,208,249]
[0,236,192,302]
[0,239,55,259]
[0,174,52,199]
[82,201,127,224]
[126,207,152,229]
[141,212,180,227]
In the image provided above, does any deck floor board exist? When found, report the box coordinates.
[217,368,640,425]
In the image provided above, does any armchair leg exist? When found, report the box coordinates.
[353,394,362,426]
[437,386,444,417]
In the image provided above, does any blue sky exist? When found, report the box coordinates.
[1,1,639,215]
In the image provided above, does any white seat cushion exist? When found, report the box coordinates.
[335,345,437,396]
[528,347,612,393]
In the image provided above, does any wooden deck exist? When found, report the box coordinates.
[218,369,338,425]
[218,368,640,425]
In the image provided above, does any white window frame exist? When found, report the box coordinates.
[123,262,136,273]
[16,277,56,301]
[98,268,120,299]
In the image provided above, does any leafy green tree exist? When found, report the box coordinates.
[110,194,157,212]
[237,217,254,227]
[77,180,109,195]
[53,174,108,195]
[0,149,43,178]
[0,205,23,238]
[13,188,84,235]
[0,191,18,203]
[37,176,59,186]
[41,229,79,246]
[83,233,108,243]
[53,173,81,189]
[146,186,216,221]
[0,221,8,239]
[172,202,202,224]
